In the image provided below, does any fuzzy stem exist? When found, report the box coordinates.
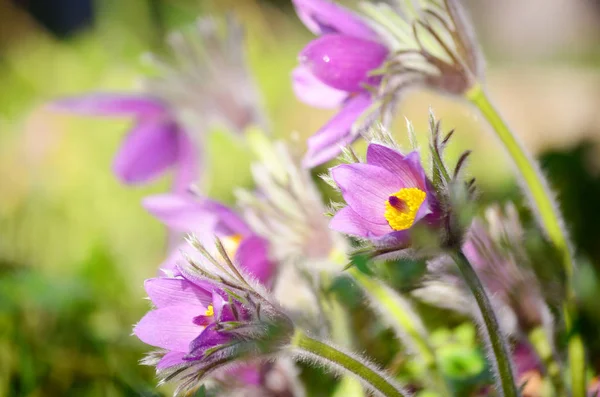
[451,250,518,397]
[320,272,365,396]
[467,84,585,397]
[291,330,409,397]
[348,267,451,396]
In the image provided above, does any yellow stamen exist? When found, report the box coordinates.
[221,234,243,259]
[384,187,426,231]
[204,304,214,317]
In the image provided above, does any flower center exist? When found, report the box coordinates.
[384,188,426,231]
[221,234,243,259]
[204,304,214,317]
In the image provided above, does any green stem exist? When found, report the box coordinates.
[291,330,409,397]
[319,272,365,396]
[348,267,451,396]
[451,250,518,397]
[467,84,586,397]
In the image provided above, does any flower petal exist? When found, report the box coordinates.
[331,163,403,224]
[366,145,427,190]
[330,206,392,237]
[235,236,275,285]
[200,200,252,236]
[113,119,180,184]
[134,305,205,352]
[173,132,201,193]
[292,0,379,40]
[142,194,217,232]
[300,34,387,92]
[145,278,212,309]
[50,93,165,117]
[157,351,187,370]
[187,323,231,360]
[292,66,347,109]
[303,93,372,168]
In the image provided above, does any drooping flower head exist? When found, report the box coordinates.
[291,0,389,167]
[143,193,276,286]
[327,115,473,257]
[134,236,293,394]
[50,16,265,192]
[292,0,483,169]
[361,0,484,99]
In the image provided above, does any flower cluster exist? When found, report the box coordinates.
[48,2,592,397]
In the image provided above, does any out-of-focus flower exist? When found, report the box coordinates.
[415,205,555,391]
[418,204,554,336]
[362,0,484,99]
[50,94,197,191]
[236,135,347,271]
[214,358,305,397]
[291,0,389,168]
[143,193,276,286]
[134,237,293,394]
[51,16,265,191]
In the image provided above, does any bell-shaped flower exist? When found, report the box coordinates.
[330,142,439,246]
[134,237,293,394]
[50,94,197,191]
[291,0,389,168]
[50,16,265,191]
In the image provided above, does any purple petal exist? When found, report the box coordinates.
[330,206,392,237]
[145,278,212,309]
[50,93,165,117]
[157,351,187,370]
[366,145,427,190]
[159,243,188,276]
[331,163,403,224]
[200,200,252,236]
[303,93,372,168]
[187,323,231,359]
[300,34,387,92]
[134,305,205,352]
[113,119,180,184]
[235,236,275,285]
[292,0,379,40]
[292,66,348,109]
[142,194,217,232]
[173,132,200,193]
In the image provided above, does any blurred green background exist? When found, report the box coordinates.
[3,0,600,395]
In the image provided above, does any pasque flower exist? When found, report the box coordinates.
[328,118,474,257]
[329,142,438,245]
[143,193,275,286]
[361,0,484,99]
[51,16,265,191]
[292,0,389,168]
[134,237,293,394]
[50,94,197,191]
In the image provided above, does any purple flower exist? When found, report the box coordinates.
[143,193,276,286]
[329,143,438,245]
[291,0,389,168]
[134,238,293,393]
[50,93,198,192]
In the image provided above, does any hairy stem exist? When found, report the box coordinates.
[467,84,585,397]
[451,250,518,397]
[291,330,409,397]
[348,267,451,396]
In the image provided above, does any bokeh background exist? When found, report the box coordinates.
[2,0,600,395]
